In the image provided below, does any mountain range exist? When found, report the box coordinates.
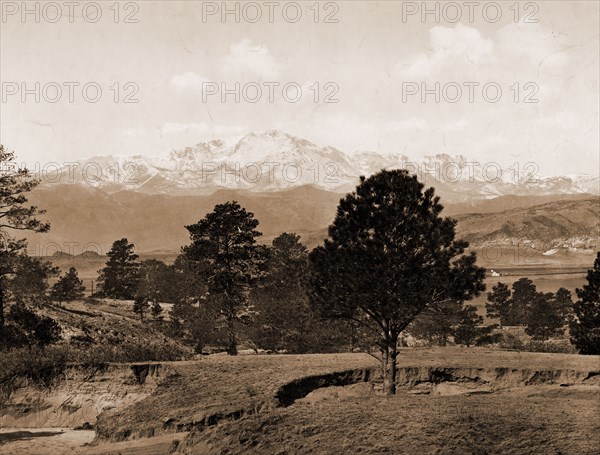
[23,130,598,260]
[39,130,599,203]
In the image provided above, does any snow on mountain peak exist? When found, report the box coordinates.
[45,130,599,200]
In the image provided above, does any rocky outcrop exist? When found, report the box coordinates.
[0,363,169,428]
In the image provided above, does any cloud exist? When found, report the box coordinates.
[160,123,247,139]
[395,24,493,79]
[218,39,280,80]
[496,22,569,74]
[170,72,210,91]
[122,123,247,140]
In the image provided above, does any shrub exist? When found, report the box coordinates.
[527,339,577,354]
[498,332,526,351]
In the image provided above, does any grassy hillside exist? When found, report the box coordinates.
[1,299,192,380]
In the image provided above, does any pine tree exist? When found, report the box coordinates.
[554,287,573,320]
[409,300,462,346]
[183,201,266,355]
[98,239,140,300]
[310,170,486,395]
[133,294,150,322]
[453,305,485,347]
[51,267,85,303]
[570,252,600,354]
[485,282,511,328]
[509,278,537,325]
[0,145,50,336]
[151,301,163,320]
[525,291,566,341]
[6,255,57,306]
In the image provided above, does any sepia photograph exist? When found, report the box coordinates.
[0,1,599,453]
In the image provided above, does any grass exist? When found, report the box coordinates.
[94,348,599,445]
[189,385,599,454]
[169,348,600,454]
[94,353,377,441]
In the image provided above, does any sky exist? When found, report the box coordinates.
[1,0,598,176]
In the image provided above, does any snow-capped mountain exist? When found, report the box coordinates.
[41,130,599,202]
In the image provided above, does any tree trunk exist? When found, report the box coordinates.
[0,283,4,340]
[227,318,237,356]
[382,331,398,395]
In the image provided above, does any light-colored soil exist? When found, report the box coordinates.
[0,428,94,455]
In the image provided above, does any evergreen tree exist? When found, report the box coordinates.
[8,255,58,306]
[509,278,537,325]
[453,305,484,347]
[167,255,218,353]
[310,170,485,395]
[98,238,140,300]
[51,267,85,303]
[485,282,511,327]
[249,233,351,353]
[525,291,566,340]
[570,252,600,354]
[136,259,168,322]
[133,294,150,322]
[555,287,573,320]
[151,301,163,320]
[0,145,50,336]
[409,300,462,346]
[183,201,266,355]
[5,304,61,347]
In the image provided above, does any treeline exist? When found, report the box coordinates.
[486,278,573,340]
[94,217,353,354]
[407,277,579,349]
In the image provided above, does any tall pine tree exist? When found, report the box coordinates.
[51,267,85,303]
[485,282,511,328]
[310,170,485,395]
[98,239,140,300]
[0,145,50,337]
[183,202,265,355]
[570,252,600,354]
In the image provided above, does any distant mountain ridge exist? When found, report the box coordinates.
[38,130,599,203]
[26,184,599,257]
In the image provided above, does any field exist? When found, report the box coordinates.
[1,349,598,454]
